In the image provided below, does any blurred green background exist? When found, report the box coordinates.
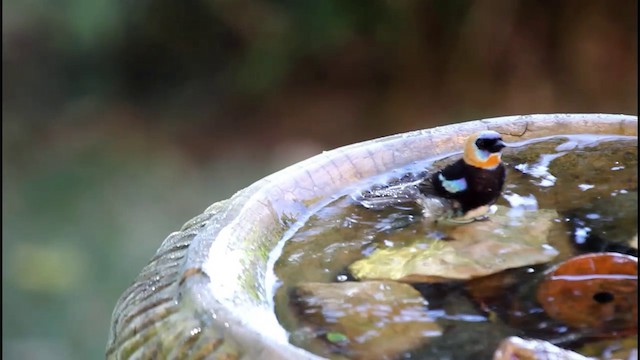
[2,0,637,359]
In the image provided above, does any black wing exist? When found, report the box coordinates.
[419,159,467,199]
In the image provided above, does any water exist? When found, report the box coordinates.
[270,134,637,359]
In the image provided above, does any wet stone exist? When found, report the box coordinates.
[536,252,638,336]
[291,280,442,360]
[576,335,638,360]
[349,206,560,283]
[492,336,596,360]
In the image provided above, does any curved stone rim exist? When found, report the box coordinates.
[107,113,637,359]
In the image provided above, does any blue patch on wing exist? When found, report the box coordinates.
[439,174,467,193]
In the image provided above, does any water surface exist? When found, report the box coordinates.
[270,134,637,359]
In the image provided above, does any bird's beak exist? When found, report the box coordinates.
[493,140,507,152]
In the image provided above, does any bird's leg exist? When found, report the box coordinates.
[441,217,477,225]
[448,205,494,224]
[472,214,491,222]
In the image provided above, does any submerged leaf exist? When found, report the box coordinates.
[291,281,442,360]
[349,206,560,282]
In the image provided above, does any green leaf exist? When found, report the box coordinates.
[326,331,348,343]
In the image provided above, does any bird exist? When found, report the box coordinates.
[355,130,507,224]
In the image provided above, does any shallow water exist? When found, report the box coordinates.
[270,134,638,359]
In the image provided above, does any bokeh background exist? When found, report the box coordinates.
[2,1,637,359]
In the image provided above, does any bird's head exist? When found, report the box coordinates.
[462,130,506,169]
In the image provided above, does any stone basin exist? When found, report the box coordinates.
[106,114,637,359]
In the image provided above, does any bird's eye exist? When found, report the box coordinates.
[475,139,489,149]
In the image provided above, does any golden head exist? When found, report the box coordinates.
[462,130,506,169]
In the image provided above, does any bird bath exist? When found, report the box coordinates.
[106,114,637,359]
